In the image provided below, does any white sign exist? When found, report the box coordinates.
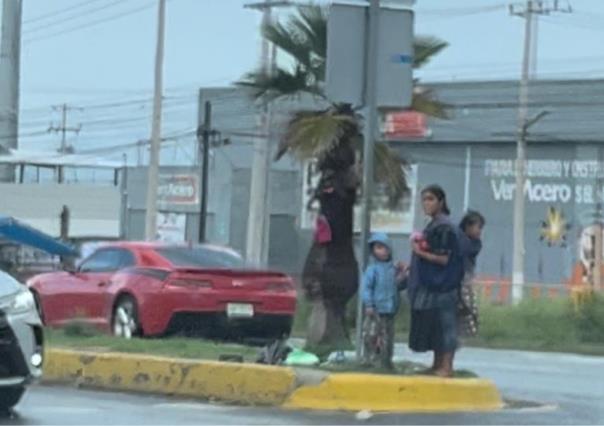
[301,161,417,234]
[156,212,186,243]
[485,159,604,204]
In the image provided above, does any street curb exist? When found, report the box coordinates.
[43,349,297,406]
[283,373,504,413]
[44,348,504,412]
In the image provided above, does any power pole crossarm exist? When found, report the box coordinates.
[48,104,81,153]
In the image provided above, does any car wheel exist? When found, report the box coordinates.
[112,296,140,339]
[256,317,293,341]
[0,386,24,411]
[32,291,44,324]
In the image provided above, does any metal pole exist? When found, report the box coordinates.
[60,103,67,153]
[355,0,380,361]
[245,1,272,266]
[595,147,603,291]
[199,101,211,243]
[463,146,472,212]
[120,154,129,239]
[144,0,166,241]
[0,0,22,182]
[512,0,533,305]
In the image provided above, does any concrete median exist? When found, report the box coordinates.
[43,348,297,406]
[284,373,504,412]
[44,348,504,412]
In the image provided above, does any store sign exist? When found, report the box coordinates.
[301,161,417,234]
[158,175,198,205]
[383,111,430,139]
[484,159,604,204]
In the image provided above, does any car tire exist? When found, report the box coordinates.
[32,291,44,324]
[266,317,293,340]
[0,386,25,411]
[112,296,140,339]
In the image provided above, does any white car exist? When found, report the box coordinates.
[0,270,44,411]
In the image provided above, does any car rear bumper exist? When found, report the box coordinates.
[163,312,294,340]
[139,289,297,336]
[0,309,44,387]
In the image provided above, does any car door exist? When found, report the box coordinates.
[66,248,135,327]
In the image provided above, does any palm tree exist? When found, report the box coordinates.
[238,5,448,354]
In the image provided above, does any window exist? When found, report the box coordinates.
[157,247,245,269]
[79,249,135,273]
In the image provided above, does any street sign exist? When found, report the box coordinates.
[326,2,414,108]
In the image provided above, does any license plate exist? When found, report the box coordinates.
[227,303,254,318]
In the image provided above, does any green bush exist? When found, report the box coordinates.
[478,298,578,347]
[573,293,604,343]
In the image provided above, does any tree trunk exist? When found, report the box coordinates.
[302,177,358,355]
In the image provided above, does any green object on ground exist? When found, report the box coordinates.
[284,348,320,366]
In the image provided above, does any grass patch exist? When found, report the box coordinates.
[293,293,604,357]
[46,328,259,362]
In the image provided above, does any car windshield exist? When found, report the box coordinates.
[157,247,246,269]
[0,270,24,298]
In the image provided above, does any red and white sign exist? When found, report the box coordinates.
[158,175,198,205]
[383,111,430,140]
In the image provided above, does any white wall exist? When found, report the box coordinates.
[0,183,121,238]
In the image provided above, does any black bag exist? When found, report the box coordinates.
[256,336,292,365]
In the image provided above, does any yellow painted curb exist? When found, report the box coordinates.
[44,348,297,406]
[284,373,504,413]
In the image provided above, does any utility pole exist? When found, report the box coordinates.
[594,146,603,291]
[0,0,23,182]
[197,101,212,243]
[144,0,166,241]
[244,0,292,266]
[49,104,81,153]
[510,0,571,304]
[355,0,381,361]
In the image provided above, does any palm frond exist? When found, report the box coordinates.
[413,36,449,69]
[373,142,409,206]
[236,67,322,102]
[412,88,450,119]
[291,4,328,78]
[262,20,312,71]
[277,109,358,161]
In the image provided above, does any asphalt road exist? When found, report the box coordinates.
[2,347,603,425]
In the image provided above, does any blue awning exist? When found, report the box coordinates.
[0,216,77,257]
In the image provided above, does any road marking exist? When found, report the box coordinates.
[152,403,238,411]
[505,404,559,414]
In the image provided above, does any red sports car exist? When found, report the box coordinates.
[27,242,297,340]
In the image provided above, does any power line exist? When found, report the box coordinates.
[24,1,159,45]
[23,0,105,24]
[24,0,125,34]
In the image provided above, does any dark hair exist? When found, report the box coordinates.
[421,184,450,215]
[460,210,486,231]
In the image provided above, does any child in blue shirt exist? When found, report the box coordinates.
[362,233,407,369]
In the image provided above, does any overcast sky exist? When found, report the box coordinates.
[5,0,604,158]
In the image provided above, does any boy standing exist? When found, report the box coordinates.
[362,233,406,370]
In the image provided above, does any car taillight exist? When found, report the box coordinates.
[267,282,295,292]
[168,279,213,288]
